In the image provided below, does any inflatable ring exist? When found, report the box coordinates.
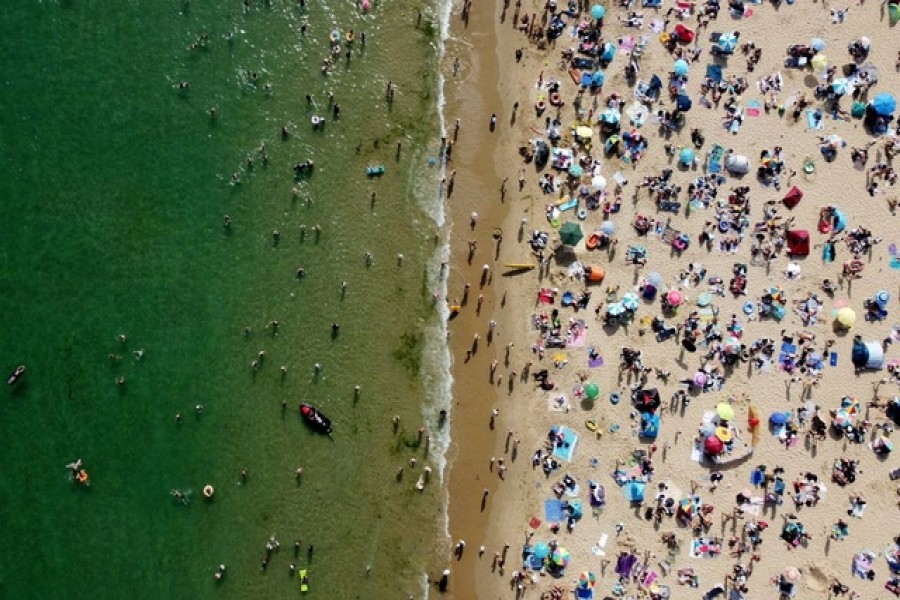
[718,219,730,233]
[203,485,215,498]
[610,392,620,405]
[550,218,561,229]
[577,208,588,220]
[535,99,547,113]
[803,160,816,174]
[549,92,562,106]
[742,301,756,315]
[329,30,341,43]
[345,32,355,43]
[585,419,598,431]
[311,115,321,126]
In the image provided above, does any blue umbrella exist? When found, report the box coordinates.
[622,291,639,311]
[871,92,897,116]
[717,31,738,53]
[673,59,689,77]
[600,108,620,124]
[769,412,788,425]
[601,42,616,62]
[679,147,695,164]
[607,302,625,316]
[569,164,584,177]
[811,37,826,52]
[646,272,663,287]
[591,4,606,19]
[623,480,645,502]
[533,541,551,559]
[591,70,606,87]
[600,220,616,235]
[675,94,692,112]
[875,290,890,307]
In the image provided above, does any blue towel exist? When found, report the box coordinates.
[750,469,765,486]
[545,499,564,522]
[552,426,579,461]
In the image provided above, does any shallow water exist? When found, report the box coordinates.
[0,0,450,597]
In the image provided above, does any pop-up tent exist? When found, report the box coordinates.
[623,480,645,502]
[640,412,660,439]
[786,229,810,256]
[851,338,884,369]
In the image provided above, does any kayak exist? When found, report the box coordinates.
[300,403,333,435]
[6,364,25,385]
[299,569,309,592]
[505,263,536,270]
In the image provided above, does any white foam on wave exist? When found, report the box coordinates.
[416,0,454,558]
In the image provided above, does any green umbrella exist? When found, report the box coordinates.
[559,222,584,246]
[584,383,600,400]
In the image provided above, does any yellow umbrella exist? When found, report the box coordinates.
[576,126,593,139]
[715,427,732,443]
[811,53,828,73]
[716,402,735,421]
[835,307,856,328]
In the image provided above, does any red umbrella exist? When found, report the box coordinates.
[704,435,724,455]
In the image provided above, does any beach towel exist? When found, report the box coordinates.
[568,324,587,347]
[552,426,579,461]
[618,35,637,51]
[705,64,723,83]
[707,144,725,173]
[544,499,564,522]
[806,109,824,130]
[588,355,604,368]
[548,395,570,412]
[690,537,722,558]
[745,100,761,117]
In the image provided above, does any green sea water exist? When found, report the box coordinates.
[0,1,451,597]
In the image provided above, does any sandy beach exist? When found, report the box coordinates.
[443,0,900,598]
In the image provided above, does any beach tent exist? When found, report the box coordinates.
[724,154,749,174]
[623,480,645,502]
[782,186,803,209]
[786,230,810,257]
[640,412,660,439]
[851,338,884,369]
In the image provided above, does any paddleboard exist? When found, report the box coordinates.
[299,569,309,592]
[505,263,536,270]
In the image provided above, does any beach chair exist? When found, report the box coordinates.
[631,35,650,58]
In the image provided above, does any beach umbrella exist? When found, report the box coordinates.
[607,302,625,316]
[770,411,788,425]
[835,307,856,328]
[831,78,851,96]
[811,53,828,73]
[811,38,826,52]
[679,147,695,165]
[576,126,593,139]
[697,292,712,307]
[716,402,735,421]
[832,410,851,428]
[623,480,645,502]
[601,43,617,62]
[666,290,683,306]
[646,272,663,288]
[584,382,600,400]
[591,4,606,19]
[704,434,724,455]
[673,59,689,77]
[692,371,708,387]
[875,290,890,308]
[784,567,800,581]
[717,31,738,53]
[675,94,692,112]
[700,421,717,437]
[590,175,607,192]
[592,70,606,87]
[622,292,639,311]
[579,571,597,588]
[600,220,616,235]
[891,2,900,25]
[715,426,732,443]
[533,542,551,559]
[723,337,741,354]
[559,222,584,246]
[569,164,584,178]
[600,108,621,124]
[551,547,571,567]
[871,92,897,116]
